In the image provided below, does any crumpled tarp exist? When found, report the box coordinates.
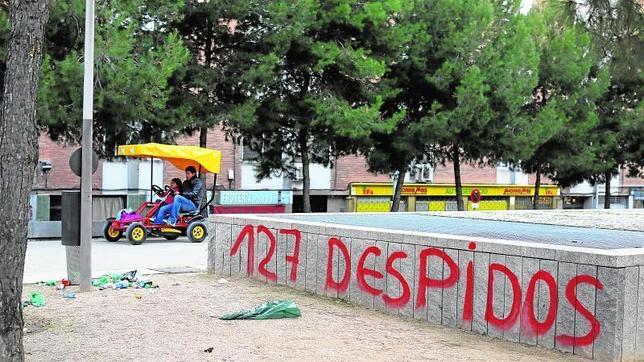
[220,300,301,320]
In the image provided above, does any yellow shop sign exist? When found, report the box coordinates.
[351,183,559,197]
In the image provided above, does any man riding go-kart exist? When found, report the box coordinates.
[154,166,204,227]
[103,143,221,245]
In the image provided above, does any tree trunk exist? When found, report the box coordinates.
[198,127,207,183]
[0,1,50,360]
[390,164,406,212]
[533,166,541,210]
[453,146,464,211]
[299,129,312,213]
[604,171,611,209]
[199,126,207,148]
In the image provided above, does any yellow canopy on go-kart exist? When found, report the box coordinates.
[117,143,222,174]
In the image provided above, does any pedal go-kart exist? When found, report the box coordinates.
[103,143,222,245]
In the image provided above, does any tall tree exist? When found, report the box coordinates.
[0,0,50,360]
[557,0,643,208]
[226,0,400,212]
[508,6,608,209]
[410,0,539,211]
[37,0,190,157]
[364,0,448,212]
[171,0,257,151]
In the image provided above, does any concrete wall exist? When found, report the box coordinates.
[207,215,644,361]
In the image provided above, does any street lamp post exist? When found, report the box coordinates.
[79,0,95,291]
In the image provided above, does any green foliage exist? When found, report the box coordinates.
[0,8,10,95]
[507,5,609,187]
[621,101,644,176]
[368,0,540,187]
[1,0,640,195]
[224,0,403,182]
[36,0,189,157]
[170,0,264,139]
[448,1,539,164]
[553,0,643,182]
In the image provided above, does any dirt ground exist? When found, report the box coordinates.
[23,273,581,361]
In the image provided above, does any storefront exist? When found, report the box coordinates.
[211,190,293,214]
[348,183,560,212]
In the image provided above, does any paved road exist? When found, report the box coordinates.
[24,238,207,283]
[277,213,644,249]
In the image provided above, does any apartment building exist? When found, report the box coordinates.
[30,126,643,236]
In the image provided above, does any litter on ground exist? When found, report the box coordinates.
[92,270,159,290]
[220,300,301,320]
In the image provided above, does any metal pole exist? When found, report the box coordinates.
[594,183,599,209]
[79,0,95,292]
[150,157,154,203]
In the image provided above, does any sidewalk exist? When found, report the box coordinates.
[24,238,207,283]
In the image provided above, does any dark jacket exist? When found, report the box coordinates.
[182,175,205,207]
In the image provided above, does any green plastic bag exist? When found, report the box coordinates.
[220,300,301,320]
[24,292,45,308]
[92,273,124,287]
[92,275,110,287]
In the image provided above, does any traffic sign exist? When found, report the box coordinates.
[470,188,482,209]
[69,147,98,177]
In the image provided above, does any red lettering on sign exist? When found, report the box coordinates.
[416,248,459,309]
[522,270,558,336]
[230,225,255,276]
[280,229,301,282]
[357,246,384,296]
[486,263,522,331]
[228,225,604,346]
[462,261,475,321]
[383,251,411,308]
[256,225,277,282]
[556,275,603,347]
[326,237,351,292]
[462,242,477,321]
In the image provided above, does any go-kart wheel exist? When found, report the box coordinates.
[103,220,122,242]
[126,223,147,245]
[163,234,180,240]
[187,222,207,243]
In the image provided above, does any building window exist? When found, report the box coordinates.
[598,196,628,209]
[49,195,62,221]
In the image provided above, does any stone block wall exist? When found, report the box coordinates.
[207,215,644,361]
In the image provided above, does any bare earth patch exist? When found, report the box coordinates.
[23,273,581,361]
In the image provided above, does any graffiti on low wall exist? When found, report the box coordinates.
[229,224,603,347]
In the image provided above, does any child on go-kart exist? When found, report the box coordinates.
[152,178,182,225]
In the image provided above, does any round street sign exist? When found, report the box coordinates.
[470,188,482,204]
[69,147,99,177]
